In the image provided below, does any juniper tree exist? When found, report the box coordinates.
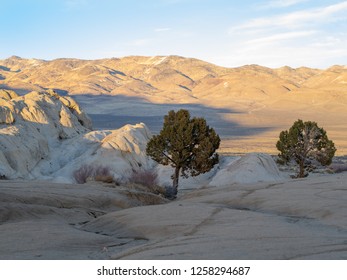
[276,119,336,178]
[146,109,220,196]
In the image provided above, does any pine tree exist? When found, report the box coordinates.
[276,119,336,178]
[146,109,220,196]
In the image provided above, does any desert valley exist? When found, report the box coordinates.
[1,55,347,154]
[0,55,346,259]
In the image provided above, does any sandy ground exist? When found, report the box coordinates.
[0,173,346,260]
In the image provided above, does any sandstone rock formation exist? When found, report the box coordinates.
[209,153,283,186]
[1,173,345,259]
[0,90,152,181]
[0,180,168,259]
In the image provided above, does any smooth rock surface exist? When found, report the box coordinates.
[209,153,284,186]
[0,181,167,259]
[1,173,346,259]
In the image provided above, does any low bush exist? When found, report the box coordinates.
[329,163,347,173]
[73,164,113,184]
[128,169,158,187]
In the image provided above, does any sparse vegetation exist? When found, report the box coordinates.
[73,164,113,184]
[128,169,158,187]
[127,169,169,197]
[276,119,336,178]
[146,109,220,197]
[329,163,347,174]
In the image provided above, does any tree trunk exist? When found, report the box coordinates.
[172,166,180,197]
[298,160,305,178]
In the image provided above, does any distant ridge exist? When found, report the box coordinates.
[1,55,346,98]
[0,55,341,97]
[1,55,347,154]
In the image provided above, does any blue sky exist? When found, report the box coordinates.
[1,0,347,68]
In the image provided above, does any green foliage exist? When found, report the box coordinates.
[146,109,220,195]
[276,119,336,178]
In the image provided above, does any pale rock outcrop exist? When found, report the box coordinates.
[0,90,153,181]
[81,173,347,260]
[0,89,17,124]
[41,123,154,182]
[0,180,168,259]
[209,153,283,186]
[46,89,92,130]
[0,91,92,178]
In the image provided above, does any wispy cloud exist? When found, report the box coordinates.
[261,0,310,9]
[212,34,347,68]
[127,38,152,46]
[246,30,316,45]
[154,28,171,32]
[223,2,347,67]
[230,1,347,32]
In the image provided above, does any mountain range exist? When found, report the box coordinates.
[1,55,346,155]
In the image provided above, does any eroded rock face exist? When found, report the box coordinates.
[0,90,153,181]
[45,89,93,130]
[41,122,153,183]
[0,91,91,178]
[0,89,18,124]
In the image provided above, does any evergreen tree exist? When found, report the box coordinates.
[146,109,220,196]
[276,119,336,178]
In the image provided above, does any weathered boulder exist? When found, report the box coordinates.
[39,123,154,182]
[46,89,92,130]
[209,153,283,186]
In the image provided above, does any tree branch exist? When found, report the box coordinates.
[161,152,176,165]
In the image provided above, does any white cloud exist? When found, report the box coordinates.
[222,1,347,68]
[210,29,347,68]
[154,28,171,32]
[262,0,310,8]
[246,30,316,45]
[211,41,347,68]
[128,39,152,46]
[230,1,347,32]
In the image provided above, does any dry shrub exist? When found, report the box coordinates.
[329,163,347,173]
[73,164,95,184]
[128,169,158,187]
[93,165,114,183]
[73,164,113,184]
[127,169,170,197]
[94,175,114,183]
